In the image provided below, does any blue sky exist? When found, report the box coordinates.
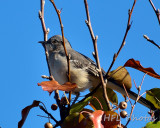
[0,0,160,128]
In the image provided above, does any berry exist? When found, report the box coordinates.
[119,101,127,109]
[51,104,58,110]
[44,122,53,128]
[120,111,127,118]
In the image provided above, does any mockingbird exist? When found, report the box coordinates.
[40,35,156,110]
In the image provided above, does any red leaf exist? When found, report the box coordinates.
[103,111,120,128]
[38,80,77,94]
[18,100,40,128]
[89,110,120,128]
[89,110,105,128]
[124,58,160,79]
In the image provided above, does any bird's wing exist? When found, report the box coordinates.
[68,50,102,77]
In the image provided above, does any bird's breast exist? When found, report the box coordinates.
[48,53,93,92]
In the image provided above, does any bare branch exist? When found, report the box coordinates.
[149,0,160,25]
[143,35,160,49]
[106,0,137,76]
[124,73,146,127]
[122,84,132,106]
[39,105,59,124]
[84,0,112,111]
[49,0,71,81]
[39,0,55,80]
[39,0,62,122]
[49,0,72,103]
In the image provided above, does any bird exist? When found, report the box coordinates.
[39,35,156,110]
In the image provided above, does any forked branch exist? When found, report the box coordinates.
[84,0,112,111]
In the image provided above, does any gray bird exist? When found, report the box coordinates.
[40,35,156,110]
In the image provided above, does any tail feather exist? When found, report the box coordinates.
[107,79,156,110]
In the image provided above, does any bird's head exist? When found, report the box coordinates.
[39,35,72,53]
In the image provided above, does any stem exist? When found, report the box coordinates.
[49,0,72,104]
[105,0,137,77]
[84,0,112,111]
[149,0,160,25]
[39,0,54,79]
[143,35,160,49]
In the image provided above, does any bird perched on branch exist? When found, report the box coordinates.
[39,35,156,110]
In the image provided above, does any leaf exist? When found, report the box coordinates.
[144,121,160,128]
[61,112,93,128]
[89,110,104,128]
[103,111,120,128]
[90,88,118,111]
[18,100,40,128]
[146,88,160,109]
[108,66,132,90]
[70,96,92,114]
[38,80,77,94]
[124,58,160,79]
[88,110,120,128]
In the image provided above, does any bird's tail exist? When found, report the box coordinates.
[107,79,156,110]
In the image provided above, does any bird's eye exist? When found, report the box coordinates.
[49,44,52,49]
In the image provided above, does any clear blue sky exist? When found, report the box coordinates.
[0,0,160,128]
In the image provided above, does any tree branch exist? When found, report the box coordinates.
[39,105,60,125]
[143,35,160,49]
[84,0,112,111]
[39,0,54,79]
[49,0,72,104]
[124,73,146,127]
[106,0,137,76]
[149,0,160,25]
[49,0,71,82]
[39,0,63,123]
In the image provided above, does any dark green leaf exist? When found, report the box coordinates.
[90,88,118,111]
[61,112,94,128]
[146,88,160,109]
[70,96,92,114]
[144,121,160,128]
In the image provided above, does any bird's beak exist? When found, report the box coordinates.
[38,41,47,44]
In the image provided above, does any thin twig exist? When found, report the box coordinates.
[84,0,112,111]
[133,79,138,89]
[106,0,137,76]
[49,0,72,103]
[122,84,132,106]
[37,115,50,119]
[39,105,59,123]
[39,0,62,123]
[39,0,54,79]
[143,35,160,49]
[49,0,71,82]
[124,73,146,127]
[63,91,70,105]
[148,0,160,25]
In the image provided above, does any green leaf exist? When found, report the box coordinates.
[144,121,160,128]
[61,112,94,128]
[146,88,160,109]
[70,96,92,114]
[90,88,118,111]
[61,112,80,128]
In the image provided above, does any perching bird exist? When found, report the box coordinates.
[40,35,156,110]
